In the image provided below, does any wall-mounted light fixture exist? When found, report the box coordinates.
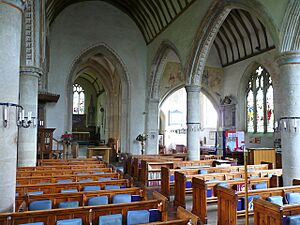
[1,102,36,128]
[274,116,300,133]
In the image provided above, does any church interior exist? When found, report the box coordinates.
[1,0,300,224]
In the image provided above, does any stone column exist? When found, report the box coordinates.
[18,66,41,166]
[186,85,201,160]
[0,0,24,212]
[277,52,300,185]
[145,98,159,154]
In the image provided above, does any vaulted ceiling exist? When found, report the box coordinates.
[214,9,275,67]
[46,0,196,44]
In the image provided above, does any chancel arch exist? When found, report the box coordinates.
[67,43,131,153]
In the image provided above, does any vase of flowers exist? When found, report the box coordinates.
[136,133,147,155]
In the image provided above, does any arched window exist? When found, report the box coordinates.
[246,66,273,133]
[73,83,85,114]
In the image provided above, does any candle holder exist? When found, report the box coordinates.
[1,102,36,128]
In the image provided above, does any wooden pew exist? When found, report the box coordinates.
[217,184,300,225]
[0,192,167,225]
[16,179,131,196]
[160,164,271,199]
[174,170,281,208]
[17,167,113,177]
[17,164,106,171]
[16,172,120,185]
[192,175,280,224]
[253,198,300,225]
[16,187,145,211]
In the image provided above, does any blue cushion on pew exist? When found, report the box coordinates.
[56,218,82,225]
[127,210,150,225]
[249,175,259,179]
[20,223,44,225]
[29,200,52,211]
[240,195,261,210]
[267,196,283,206]
[83,186,101,191]
[237,198,243,211]
[120,185,127,188]
[57,179,73,183]
[286,193,300,204]
[149,209,161,222]
[252,182,267,190]
[58,201,79,208]
[28,191,44,195]
[217,182,228,188]
[93,172,105,174]
[207,179,219,183]
[207,188,212,198]
[88,196,108,206]
[105,185,120,190]
[60,189,78,193]
[99,214,122,225]
[199,169,208,174]
[79,179,93,182]
[39,182,51,184]
[232,178,243,181]
[76,172,88,175]
[16,193,19,197]
[185,181,192,188]
[112,194,131,204]
[131,195,142,202]
[99,178,112,181]
[170,175,174,182]
[287,214,300,225]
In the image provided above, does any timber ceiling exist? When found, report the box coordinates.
[214,9,275,67]
[46,0,196,44]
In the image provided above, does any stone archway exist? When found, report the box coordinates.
[146,40,183,154]
[66,43,131,153]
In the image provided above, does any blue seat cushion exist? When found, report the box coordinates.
[131,195,142,202]
[207,188,212,198]
[149,209,161,222]
[199,169,208,174]
[88,196,108,206]
[237,198,243,211]
[170,175,174,182]
[286,192,300,204]
[252,182,267,190]
[99,178,112,181]
[127,210,150,225]
[58,201,79,208]
[83,186,101,191]
[185,181,192,188]
[76,172,88,175]
[56,218,82,225]
[232,178,243,181]
[61,189,78,193]
[93,172,105,174]
[29,200,52,211]
[57,179,73,183]
[28,191,44,195]
[287,214,300,225]
[217,182,228,188]
[241,195,261,210]
[249,175,259,179]
[20,223,44,225]
[266,196,283,206]
[105,185,120,190]
[207,179,219,183]
[99,214,122,225]
[112,194,131,204]
[79,179,93,182]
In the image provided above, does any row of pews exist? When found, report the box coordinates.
[124,154,300,225]
[0,158,199,225]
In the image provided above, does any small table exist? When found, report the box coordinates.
[87,146,112,163]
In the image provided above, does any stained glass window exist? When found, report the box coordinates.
[246,66,273,133]
[73,83,85,114]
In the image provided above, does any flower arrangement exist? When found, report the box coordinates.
[136,133,147,155]
[61,132,73,145]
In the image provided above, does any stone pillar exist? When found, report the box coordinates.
[186,85,201,160]
[145,98,159,154]
[18,67,41,166]
[277,52,300,185]
[0,0,24,212]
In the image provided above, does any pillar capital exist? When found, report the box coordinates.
[277,52,300,66]
[0,0,25,11]
[20,66,42,78]
[185,85,201,93]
